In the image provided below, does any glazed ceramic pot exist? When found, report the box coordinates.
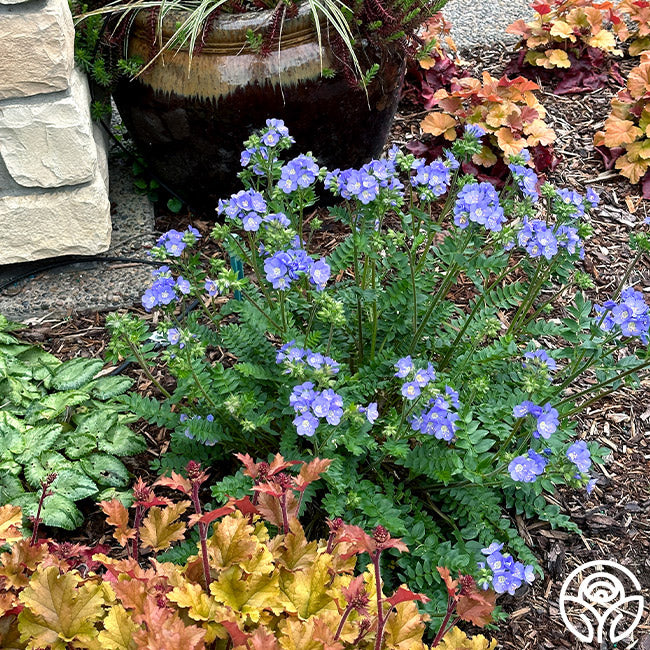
[112,3,405,209]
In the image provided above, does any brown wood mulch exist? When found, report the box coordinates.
[9,42,650,650]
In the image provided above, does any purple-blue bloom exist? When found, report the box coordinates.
[453,182,506,232]
[523,349,557,372]
[394,356,414,378]
[566,440,591,472]
[508,164,539,202]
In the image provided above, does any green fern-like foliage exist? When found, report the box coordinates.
[0,316,142,529]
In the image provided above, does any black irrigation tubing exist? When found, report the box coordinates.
[0,255,159,293]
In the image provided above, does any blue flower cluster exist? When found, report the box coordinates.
[555,188,586,217]
[517,219,583,260]
[142,266,192,312]
[241,145,270,176]
[586,187,599,208]
[522,349,557,373]
[395,356,436,400]
[508,448,548,482]
[410,159,451,199]
[513,401,559,439]
[179,413,216,446]
[154,226,201,257]
[261,118,292,147]
[217,190,267,231]
[479,543,535,595]
[290,382,345,436]
[410,390,460,442]
[453,182,506,231]
[566,440,591,473]
[508,163,539,202]
[594,287,649,343]
[276,342,339,374]
[278,154,320,193]
[263,246,331,291]
[324,158,403,204]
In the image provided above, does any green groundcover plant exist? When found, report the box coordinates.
[108,119,650,614]
[0,317,145,529]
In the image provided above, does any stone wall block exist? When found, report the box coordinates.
[0,180,111,265]
[0,0,74,99]
[0,68,99,188]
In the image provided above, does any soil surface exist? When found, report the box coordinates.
[8,42,650,650]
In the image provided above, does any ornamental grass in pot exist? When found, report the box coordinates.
[79,0,449,207]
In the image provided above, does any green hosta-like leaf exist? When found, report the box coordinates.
[14,424,63,462]
[88,375,133,400]
[61,432,98,460]
[26,390,90,422]
[0,473,23,504]
[24,451,69,489]
[74,410,119,437]
[12,492,83,530]
[98,424,146,457]
[52,470,99,501]
[50,358,104,391]
[17,346,61,381]
[80,454,129,487]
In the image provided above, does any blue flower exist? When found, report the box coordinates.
[204,279,219,297]
[453,182,505,232]
[464,123,486,138]
[508,451,546,482]
[141,289,157,312]
[167,328,182,346]
[523,349,557,372]
[535,403,559,439]
[394,356,414,378]
[595,288,649,343]
[310,259,331,290]
[365,402,379,424]
[586,187,600,208]
[402,381,421,400]
[294,413,319,437]
[411,159,451,199]
[508,164,539,202]
[176,276,191,295]
[566,440,591,472]
[555,188,585,218]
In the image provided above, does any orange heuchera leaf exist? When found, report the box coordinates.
[256,489,299,529]
[140,501,190,552]
[602,116,643,147]
[268,453,301,476]
[131,605,206,650]
[277,617,331,650]
[437,567,458,599]
[154,471,193,495]
[294,458,332,492]
[18,566,106,649]
[495,127,526,156]
[220,620,250,647]
[506,18,531,36]
[616,154,649,182]
[421,112,458,140]
[97,604,139,650]
[525,119,556,146]
[0,540,49,590]
[546,49,571,68]
[627,62,650,99]
[549,19,576,39]
[456,588,497,628]
[386,586,430,608]
[100,499,135,547]
[188,504,235,528]
[246,626,282,650]
[0,505,22,545]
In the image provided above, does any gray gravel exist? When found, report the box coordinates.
[442,0,532,50]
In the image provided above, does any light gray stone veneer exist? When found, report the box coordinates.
[0,0,111,264]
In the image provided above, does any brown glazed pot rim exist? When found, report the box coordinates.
[130,2,328,52]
